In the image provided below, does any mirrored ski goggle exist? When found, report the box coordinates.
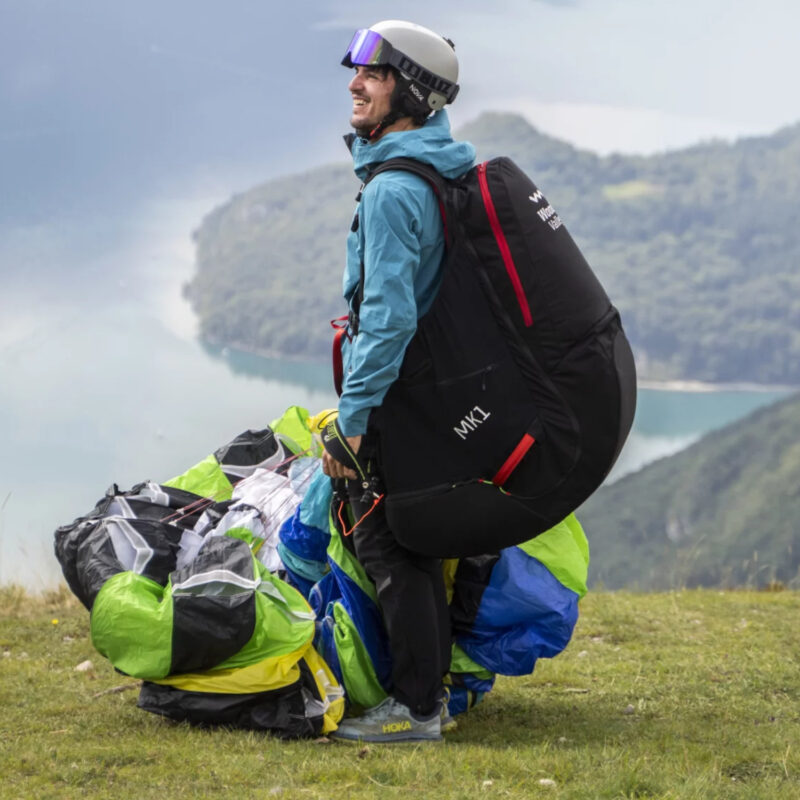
[341,29,392,68]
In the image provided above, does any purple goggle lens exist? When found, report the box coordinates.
[343,29,389,66]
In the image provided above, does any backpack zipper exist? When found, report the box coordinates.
[477,161,533,327]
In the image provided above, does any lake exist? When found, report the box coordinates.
[0,197,791,587]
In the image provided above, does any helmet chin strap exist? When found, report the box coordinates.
[357,108,404,141]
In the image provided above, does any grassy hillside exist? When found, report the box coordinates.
[2,585,798,799]
[579,391,800,590]
[186,112,800,383]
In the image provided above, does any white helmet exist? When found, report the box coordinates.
[342,19,460,121]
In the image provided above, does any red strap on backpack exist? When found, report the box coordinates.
[477,161,534,328]
[492,433,536,486]
[331,315,349,397]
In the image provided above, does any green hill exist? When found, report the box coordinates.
[186,112,800,383]
[579,391,800,590]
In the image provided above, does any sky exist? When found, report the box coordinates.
[3,0,800,225]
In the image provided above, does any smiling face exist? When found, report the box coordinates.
[348,65,396,136]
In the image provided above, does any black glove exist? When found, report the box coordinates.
[320,417,368,483]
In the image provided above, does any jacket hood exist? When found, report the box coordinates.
[349,110,475,181]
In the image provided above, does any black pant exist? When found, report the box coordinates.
[347,479,451,717]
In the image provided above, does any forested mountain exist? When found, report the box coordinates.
[578,391,800,590]
[186,112,800,383]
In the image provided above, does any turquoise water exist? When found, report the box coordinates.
[633,388,790,437]
[0,205,792,586]
[607,385,791,481]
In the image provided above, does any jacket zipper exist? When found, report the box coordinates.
[477,161,533,327]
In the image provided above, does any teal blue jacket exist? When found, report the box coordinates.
[338,111,476,436]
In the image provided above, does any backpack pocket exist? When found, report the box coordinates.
[375,352,538,495]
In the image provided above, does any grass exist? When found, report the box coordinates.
[1,586,798,799]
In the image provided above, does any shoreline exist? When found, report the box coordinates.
[204,337,799,394]
[637,378,798,393]
[201,336,336,367]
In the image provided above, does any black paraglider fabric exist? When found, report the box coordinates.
[214,428,281,476]
[449,554,501,634]
[55,516,182,610]
[170,537,257,674]
[137,659,326,739]
[54,518,101,610]
[54,482,215,608]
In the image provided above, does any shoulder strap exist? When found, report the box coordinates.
[361,158,453,249]
[351,158,455,316]
[363,157,446,191]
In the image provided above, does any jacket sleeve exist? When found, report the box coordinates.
[337,176,432,436]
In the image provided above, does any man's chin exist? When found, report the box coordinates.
[350,115,375,139]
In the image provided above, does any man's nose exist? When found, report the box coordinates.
[348,72,363,92]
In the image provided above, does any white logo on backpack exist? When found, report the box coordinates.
[453,406,492,440]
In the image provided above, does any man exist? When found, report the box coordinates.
[321,20,475,743]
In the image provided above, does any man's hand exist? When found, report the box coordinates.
[322,434,362,480]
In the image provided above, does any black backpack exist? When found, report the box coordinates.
[343,156,637,557]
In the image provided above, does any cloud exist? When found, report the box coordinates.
[310,17,364,32]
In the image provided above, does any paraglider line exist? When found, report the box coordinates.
[271,447,314,472]
[161,495,217,525]
[338,494,385,537]
[166,495,220,527]
[162,448,316,527]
